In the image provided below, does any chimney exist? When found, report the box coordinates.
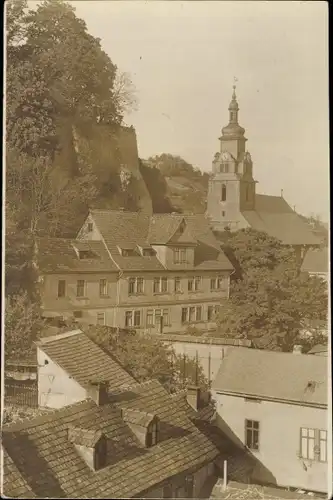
[293,345,303,355]
[87,380,109,405]
[186,385,202,411]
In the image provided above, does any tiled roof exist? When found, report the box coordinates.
[36,330,136,392]
[68,426,103,447]
[301,247,328,274]
[242,195,321,246]
[88,210,233,272]
[212,348,328,407]
[2,380,219,499]
[122,408,155,427]
[37,238,118,273]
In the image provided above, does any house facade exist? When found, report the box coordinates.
[40,211,233,333]
[211,348,329,494]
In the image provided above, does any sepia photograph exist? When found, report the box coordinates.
[2,1,330,499]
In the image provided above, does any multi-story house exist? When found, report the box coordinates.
[211,347,329,494]
[40,210,234,333]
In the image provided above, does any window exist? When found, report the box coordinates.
[76,280,85,298]
[185,476,194,498]
[153,277,168,294]
[147,310,154,327]
[245,420,259,451]
[222,211,226,217]
[161,277,168,293]
[188,276,201,292]
[221,183,227,202]
[195,306,202,321]
[96,312,105,326]
[182,306,202,324]
[94,437,107,470]
[207,305,214,321]
[211,276,227,291]
[125,311,133,327]
[174,277,181,293]
[99,279,108,297]
[155,309,161,325]
[300,428,327,462]
[87,222,93,232]
[163,309,169,326]
[174,248,187,264]
[128,277,144,295]
[137,278,144,294]
[58,280,66,298]
[189,306,196,322]
[163,485,172,499]
[146,420,158,447]
[134,310,141,327]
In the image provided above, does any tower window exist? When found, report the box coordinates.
[221,184,227,202]
[222,211,225,217]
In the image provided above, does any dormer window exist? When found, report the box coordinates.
[68,426,107,471]
[146,419,159,447]
[137,245,156,257]
[117,246,139,257]
[87,222,93,232]
[121,409,159,448]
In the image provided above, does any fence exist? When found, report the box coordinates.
[4,379,38,407]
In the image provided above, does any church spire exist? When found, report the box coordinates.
[221,83,245,139]
[228,85,239,124]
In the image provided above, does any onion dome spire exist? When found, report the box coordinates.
[221,84,245,138]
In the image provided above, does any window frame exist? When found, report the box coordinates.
[300,427,327,463]
[133,310,141,327]
[221,183,227,202]
[174,277,181,293]
[245,419,260,451]
[125,310,133,328]
[87,222,93,232]
[146,309,154,327]
[146,419,158,447]
[57,279,66,298]
[153,277,168,294]
[96,312,106,326]
[99,278,108,297]
[128,277,144,296]
[76,279,86,298]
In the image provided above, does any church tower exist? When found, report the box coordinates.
[206,86,256,231]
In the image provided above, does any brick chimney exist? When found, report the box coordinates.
[87,380,109,405]
[293,345,303,355]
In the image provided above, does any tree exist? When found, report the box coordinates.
[5,292,44,359]
[61,323,208,393]
[218,229,328,351]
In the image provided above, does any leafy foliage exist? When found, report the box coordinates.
[74,324,208,393]
[217,229,328,351]
[5,292,44,359]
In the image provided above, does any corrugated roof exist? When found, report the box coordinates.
[2,380,219,499]
[212,348,328,407]
[36,330,135,392]
[88,210,233,272]
[301,247,329,274]
[37,237,118,273]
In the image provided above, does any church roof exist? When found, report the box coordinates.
[241,195,321,246]
[301,247,328,274]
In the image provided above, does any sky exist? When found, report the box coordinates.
[70,1,328,221]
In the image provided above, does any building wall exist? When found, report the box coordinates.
[41,262,230,333]
[212,392,328,493]
[37,348,86,408]
[143,461,216,498]
[161,340,243,384]
[206,177,250,232]
[115,271,229,333]
[41,272,118,324]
